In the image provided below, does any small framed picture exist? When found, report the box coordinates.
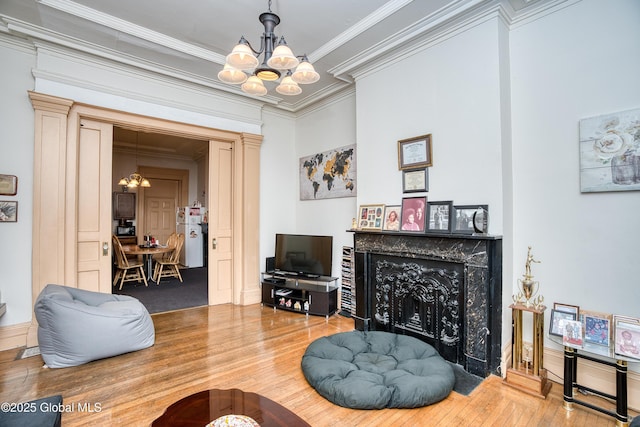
[382,205,401,231]
[357,204,385,231]
[583,313,611,347]
[400,196,427,232]
[549,309,577,337]
[614,316,640,358]
[402,168,428,193]
[554,303,580,318]
[426,201,453,233]
[398,134,432,170]
[0,201,18,222]
[453,205,488,234]
[563,319,584,348]
[0,175,17,196]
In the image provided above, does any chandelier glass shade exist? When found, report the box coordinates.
[275,72,301,95]
[241,76,268,96]
[218,1,319,96]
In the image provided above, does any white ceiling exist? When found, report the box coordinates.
[0,0,551,113]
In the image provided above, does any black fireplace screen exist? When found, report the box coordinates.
[372,255,464,364]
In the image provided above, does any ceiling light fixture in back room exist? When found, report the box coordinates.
[118,132,151,190]
[218,0,320,96]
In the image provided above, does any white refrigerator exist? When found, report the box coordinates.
[176,207,206,268]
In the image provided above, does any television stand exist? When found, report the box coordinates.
[261,272,339,320]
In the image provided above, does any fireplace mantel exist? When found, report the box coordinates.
[351,230,502,377]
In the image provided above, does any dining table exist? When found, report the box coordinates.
[122,244,173,282]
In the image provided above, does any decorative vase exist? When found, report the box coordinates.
[611,154,638,184]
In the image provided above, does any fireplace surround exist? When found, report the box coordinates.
[351,230,502,377]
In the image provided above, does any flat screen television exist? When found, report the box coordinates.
[274,233,333,278]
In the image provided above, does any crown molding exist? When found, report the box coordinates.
[309,0,413,62]
[37,0,225,63]
[336,0,573,82]
[350,2,506,82]
[329,0,488,80]
[0,29,35,53]
[7,0,579,114]
[505,0,581,28]
[276,80,354,113]
[295,86,356,119]
[31,42,265,128]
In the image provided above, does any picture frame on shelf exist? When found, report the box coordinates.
[382,205,401,231]
[0,175,17,196]
[614,316,640,359]
[583,312,611,347]
[426,201,453,233]
[402,168,428,193]
[357,204,385,231]
[400,196,426,232]
[398,134,432,170]
[452,205,488,234]
[549,309,577,337]
[554,303,580,318]
[562,319,584,348]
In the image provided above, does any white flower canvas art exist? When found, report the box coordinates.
[579,107,640,192]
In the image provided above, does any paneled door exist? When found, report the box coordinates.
[76,119,114,293]
[208,140,233,305]
[144,197,177,245]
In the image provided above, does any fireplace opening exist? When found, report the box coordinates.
[372,256,464,365]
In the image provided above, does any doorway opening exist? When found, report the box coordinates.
[111,127,209,313]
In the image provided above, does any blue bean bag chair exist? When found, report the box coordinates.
[302,331,455,409]
[34,284,155,368]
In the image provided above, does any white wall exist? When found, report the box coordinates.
[259,108,298,271]
[294,92,358,279]
[0,38,36,327]
[353,0,640,360]
[356,20,505,232]
[355,15,510,340]
[510,0,640,344]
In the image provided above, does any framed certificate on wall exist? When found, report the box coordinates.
[398,134,432,170]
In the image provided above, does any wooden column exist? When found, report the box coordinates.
[27,92,74,347]
[238,132,263,305]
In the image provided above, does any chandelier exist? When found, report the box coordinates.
[118,172,150,189]
[118,132,151,189]
[218,0,319,96]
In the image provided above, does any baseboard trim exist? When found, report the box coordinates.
[0,322,30,351]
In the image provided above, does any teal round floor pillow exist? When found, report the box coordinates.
[301,331,455,409]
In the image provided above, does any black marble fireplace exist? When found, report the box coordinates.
[352,231,502,377]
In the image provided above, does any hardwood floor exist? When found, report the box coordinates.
[0,304,632,426]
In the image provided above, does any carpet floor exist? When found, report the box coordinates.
[114,267,208,314]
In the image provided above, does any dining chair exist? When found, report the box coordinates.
[153,233,185,285]
[159,232,179,262]
[112,235,148,290]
